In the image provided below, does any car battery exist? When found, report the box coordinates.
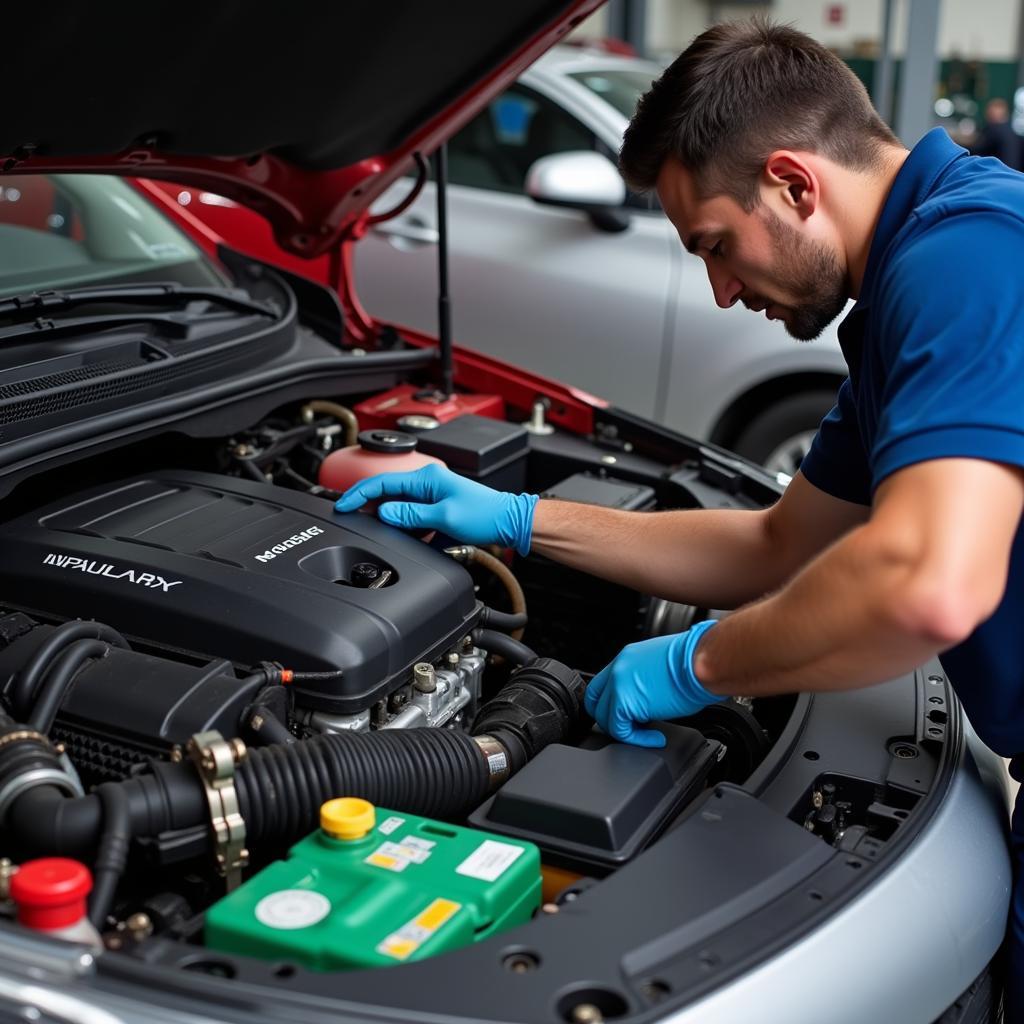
[204,799,541,971]
[354,385,504,431]
[415,414,530,492]
[468,726,721,877]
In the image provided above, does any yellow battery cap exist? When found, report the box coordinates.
[320,798,376,840]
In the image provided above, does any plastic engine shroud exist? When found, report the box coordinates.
[0,471,479,713]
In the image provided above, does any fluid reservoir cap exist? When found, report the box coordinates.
[397,414,441,432]
[10,858,92,930]
[358,430,418,454]
[321,797,376,840]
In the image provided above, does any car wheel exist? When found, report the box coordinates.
[731,390,837,477]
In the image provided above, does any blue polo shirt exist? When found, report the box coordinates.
[800,128,1024,756]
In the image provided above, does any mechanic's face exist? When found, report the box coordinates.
[655,156,848,341]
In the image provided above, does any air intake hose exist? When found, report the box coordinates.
[4,656,586,859]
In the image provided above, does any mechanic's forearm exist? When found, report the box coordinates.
[693,524,958,697]
[530,498,791,608]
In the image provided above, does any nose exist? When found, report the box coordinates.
[706,263,743,309]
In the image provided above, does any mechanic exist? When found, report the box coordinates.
[337,19,1024,1015]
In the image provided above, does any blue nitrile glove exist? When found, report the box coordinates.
[334,464,539,556]
[584,619,726,747]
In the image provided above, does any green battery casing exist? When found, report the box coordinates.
[204,807,542,971]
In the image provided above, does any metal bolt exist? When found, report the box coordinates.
[250,714,265,731]
[461,635,475,653]
[170,745,183,763]
[571,1005,604,1024]
[0,859,17,900]
[229,738,247,764]
[413,663,437,693]
[201,754,216,773]
[445,652,460,668]
[53,742,66,755]
[126,913,153,940]
[388,692,408,711]
[233,443,255,458]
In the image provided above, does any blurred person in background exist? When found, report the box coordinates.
[971,97,1023,170]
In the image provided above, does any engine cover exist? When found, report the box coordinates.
[0,471,479,712]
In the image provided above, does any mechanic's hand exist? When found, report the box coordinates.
[584,620,726,747]
[335,464,539,556]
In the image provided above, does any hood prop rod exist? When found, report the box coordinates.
[433,143,454,399]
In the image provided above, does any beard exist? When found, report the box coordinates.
[758,208,848,341]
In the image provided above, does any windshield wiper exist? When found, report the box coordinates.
[0,283,276,324]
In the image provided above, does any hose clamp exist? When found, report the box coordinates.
[473,735,511,788]
[187,730,249,891]
[0,767,83,828]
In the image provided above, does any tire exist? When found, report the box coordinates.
[731,389,837,476]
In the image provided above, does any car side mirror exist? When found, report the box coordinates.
[525,151,631,233]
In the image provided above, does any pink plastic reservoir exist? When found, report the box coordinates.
[319,430,445,496]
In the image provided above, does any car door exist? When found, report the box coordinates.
[353,83,677,420]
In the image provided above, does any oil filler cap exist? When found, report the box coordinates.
[10,858,92,930]
[321,798,376,840]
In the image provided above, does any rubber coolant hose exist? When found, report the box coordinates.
[471,628,537,666]
[12,622,128,719]
[303,400,359,447]
[88,783,132,928]
[27,639,110,734]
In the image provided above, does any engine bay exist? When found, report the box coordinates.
[0,376,953,1020]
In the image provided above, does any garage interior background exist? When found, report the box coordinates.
[573,0,1024,149]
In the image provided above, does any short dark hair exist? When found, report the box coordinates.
[620,18,899,209]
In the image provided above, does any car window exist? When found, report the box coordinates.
[567,69,656,119]
[447,85,596,195]
[0,174,226,298]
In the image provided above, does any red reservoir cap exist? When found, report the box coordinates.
[10,858,93,930]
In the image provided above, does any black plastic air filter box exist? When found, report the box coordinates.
[415,414,529,491]
[468,724,721,876]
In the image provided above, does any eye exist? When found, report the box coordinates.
[709,240,724,258]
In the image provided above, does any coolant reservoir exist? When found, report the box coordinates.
[204,798,541,971]
[319,430,445,494]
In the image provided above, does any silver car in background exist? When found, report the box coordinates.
[355,46,849,474]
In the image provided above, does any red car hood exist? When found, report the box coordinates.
[2,1,603,257]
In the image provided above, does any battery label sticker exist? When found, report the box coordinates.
[400,836,436,853]
[378,816,405,836]
[455,839,524,882]
[254,889,331,930]
[364,840,432,872]
[364,849,408,872]
[376,898,461,961]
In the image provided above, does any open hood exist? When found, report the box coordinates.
[1,0,603,257]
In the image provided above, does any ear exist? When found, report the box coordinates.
[762,151,818,220]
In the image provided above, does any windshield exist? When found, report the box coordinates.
[568,68,656,119]
[0,174,227,299]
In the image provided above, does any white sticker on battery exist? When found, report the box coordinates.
[376,898,462,961]
[254,889,331,930]
[400,836,436,852]
[379,840,430,865]
[455,839,524,882]
[378,816,405,836]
